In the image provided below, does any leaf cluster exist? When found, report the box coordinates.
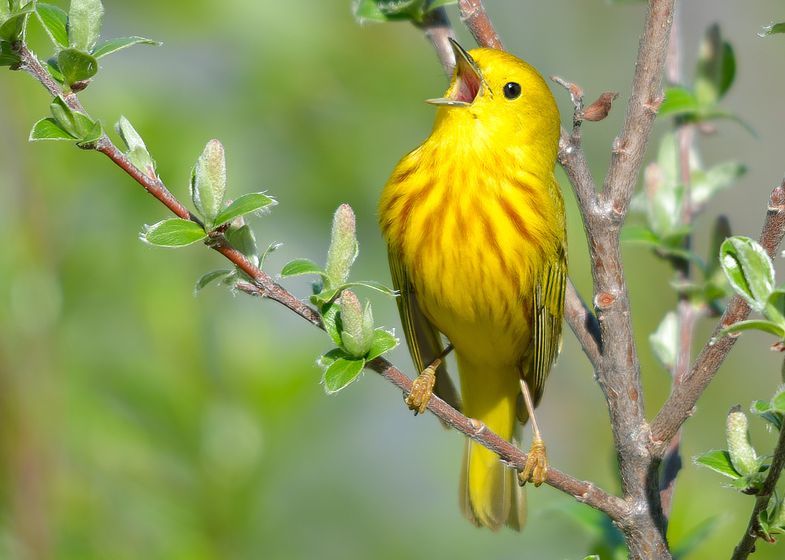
[281,205,398,393]
[352,0,456,24]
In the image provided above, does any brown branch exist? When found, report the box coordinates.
[11,32,628,524]
[416,7,456,76]
[235,283,627,519]
[458,0,503,50]
[731,422,785,560]
[602,0,673,210]
[651,180,785,453]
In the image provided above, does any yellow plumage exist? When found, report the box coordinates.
[379,43,565,530]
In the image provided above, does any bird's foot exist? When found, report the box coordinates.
[518,437,548,487]
[404,365,436,415]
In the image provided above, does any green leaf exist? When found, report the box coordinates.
[57,47,98,86]
[750,399,783,432]
[29,117,76,141]
[67,0,103,52]
[695,24,736,105]
[341,280,398,297]
[659,86,700,118]
[49,96,77,136]
[352,0,427,23]
[322,356,365,394]
[190,139,226,227]
[141,218,207,248]
[720,236,774,311]
[0,40,19,66]
[0,2,9,20]
[425,0,457,10]
[0,5,33,42]
[213,192,276,227]
[694,450,741,479]
[194,269,232,294]
[225,224,258,264]
[320,302,343,346]
[366,329,398,360]
[772,386,785,414]
[35,3,68,47]
[765,289,785,326]
[721,320,785,338]
[91,35,160,58]
[691,162,746,210]
[115,116,156,175]
[621,224,661,245]
[280,258,326,278]
[75,119,102,147]
[759,22,785,37]
[258,241,282,270]
[650,311,678,372]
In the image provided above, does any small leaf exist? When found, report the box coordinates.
[190,139,227,227]
[322,356,365,394]
[115,116,156,175]
[772,386,785,414]
[57,48,98,86]
[0,6,33,42]
[29,117,76,141]
[691,162,746,211]
[694,449,741,479]
[750,399,783,432]
[35,3,68,47]
[650,311,678,372]
[141,218,207,247]
[67,0,104,52]
[213,192,276,227]
[759,22,785,37]
[366,329,398,360]
[258,241,282,270]
[621,224,661,245]
[352,0,427,23]
[75,119,103,147]
[341,280,398,297]
[320,302,343,346]
[720,236,774,311]
[91,35,160,59]
[721,320,785,338]
[659,86,700,117]
[194,269,232,294]
[0,40,19,66]
[695,24,736,105]
[317,347,347,370]
[225,224,259,265]
[280,258,326,278]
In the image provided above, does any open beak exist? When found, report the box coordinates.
[426,38,490,107]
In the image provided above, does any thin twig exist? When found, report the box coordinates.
[458,0,503,50]
[416,6,455,76]
[651,180,785,453]
[11,33,627,523]
[731,424,785,560]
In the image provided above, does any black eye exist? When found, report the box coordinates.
[503,82,521,100]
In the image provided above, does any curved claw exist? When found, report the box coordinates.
[518,438,548,487]
[404,366,436,415]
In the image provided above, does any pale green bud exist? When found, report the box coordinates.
[325,204,357,289]
[726,406,758,476]
[190,139,227,227]
[340,290,374,358]
[116,116,156,177]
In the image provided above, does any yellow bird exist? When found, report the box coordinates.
[378,40,565,531]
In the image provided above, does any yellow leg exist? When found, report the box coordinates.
[518,378,548,487]
[405,345,454,415]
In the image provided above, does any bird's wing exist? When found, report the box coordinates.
[524,242,567,407]
[388,250,462,412]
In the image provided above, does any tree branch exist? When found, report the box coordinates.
[731,422,785,560]
[651,180,785,453]
[11,31,627,524]
[458,0,503,50]
[416,7,455,76]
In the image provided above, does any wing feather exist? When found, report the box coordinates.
[388,250,462,411]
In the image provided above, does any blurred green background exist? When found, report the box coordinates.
[1,1,785,558]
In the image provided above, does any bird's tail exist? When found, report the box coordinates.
[457,357,526,531]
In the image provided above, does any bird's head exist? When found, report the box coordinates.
[428,39,560,168]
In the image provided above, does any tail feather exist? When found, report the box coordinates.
[456,355,526,531]
[460,440,527,531]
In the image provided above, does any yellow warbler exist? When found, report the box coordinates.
[378,40,565,531]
